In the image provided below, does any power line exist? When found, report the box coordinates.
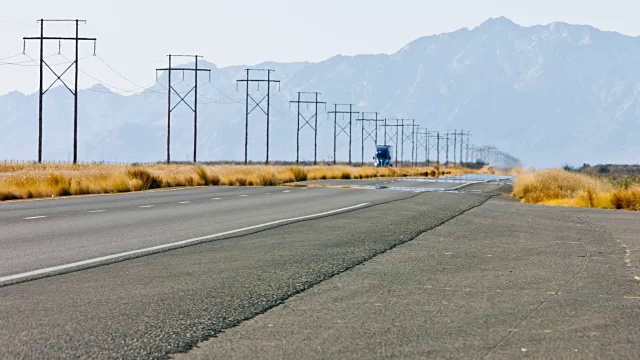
[0,53,76,66]
[94,55,157,92]
[0,53,24,61]
[64,55,161,95]
[0,19,73,27]
[209,81,244,104]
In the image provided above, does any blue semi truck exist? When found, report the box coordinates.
[374,145,393,167]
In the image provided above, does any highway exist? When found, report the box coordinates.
[1,175,638,359]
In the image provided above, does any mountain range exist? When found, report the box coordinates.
[2,17,640,168]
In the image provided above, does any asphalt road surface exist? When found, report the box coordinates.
[1,175,638,359]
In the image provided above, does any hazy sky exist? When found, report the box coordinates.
[0,0,637,95]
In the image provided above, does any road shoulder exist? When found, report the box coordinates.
[179,197,640,359]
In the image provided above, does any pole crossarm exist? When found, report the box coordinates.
[24,37,96,41]
[156,68,210,72]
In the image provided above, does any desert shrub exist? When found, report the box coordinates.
[209,174,221,186]
[340,171,352,179]
[257,173,279,186]
[513,169,612,204]
[127,168,162,190]
[430,170,437,177]
[236,177,248,186]
[611,188,640,211]
[289,166,308,182]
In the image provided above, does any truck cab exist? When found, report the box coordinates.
[374,145,393,167]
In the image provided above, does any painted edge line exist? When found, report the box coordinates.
[23,216,46,220]
[0,203,369,285]
[444,182,475,191]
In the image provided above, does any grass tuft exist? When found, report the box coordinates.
[611,187,640,210]
[289,166,308,182]
[513,169,640,211]
[127,168,162,190]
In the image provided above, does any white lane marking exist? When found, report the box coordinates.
[23,216,46,220]
[240,195,249,197]
[282,190,291,193]
[178,201,191,204]
[0,203,370,285]
[139,205,155,208]
[88,210,107,213]
[264,193,271,195]
[446,182,474,191]
[212,198,222,200]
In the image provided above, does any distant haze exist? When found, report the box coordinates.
[0,0,638,95]
[2,17,640,168]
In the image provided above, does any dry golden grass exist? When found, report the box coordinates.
[0,162,497,201]
[513,169,640,211]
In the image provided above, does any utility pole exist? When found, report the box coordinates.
[446,130,459,166]
[236,69,281,164]
[290,92,326,165]
[406,120,419,167]
[355,112,383,165]
[327,104,358,165]
[443,132,451,167]
[427,132,441,166]
[465,132,472,164]
[460,130,470,165]
[156,55,210,164]
[399,119,417,167]
[380,119,400,166]
[24,19,96,164]
[416,128,428,166]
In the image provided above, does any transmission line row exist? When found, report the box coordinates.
[11,18,519,168]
